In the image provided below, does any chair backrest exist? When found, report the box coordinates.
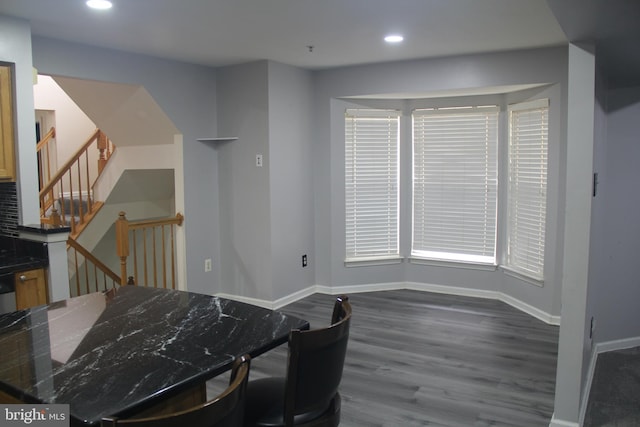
[101,354,251,427]
[283,295,352,426]
[331,295,350,324]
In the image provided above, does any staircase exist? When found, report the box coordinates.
[37,128,184,296]
[38,127,113,238]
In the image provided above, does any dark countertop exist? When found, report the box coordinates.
[0,286,308,425]
[0,255,48,276]
[17,224,71,235]
[0,235,49,277]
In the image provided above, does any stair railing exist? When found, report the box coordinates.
[115,211,184,289]
[36,126,56,201]
[39,128,114,236]
[67,238,122,297]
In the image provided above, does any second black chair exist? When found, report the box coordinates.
[244,295,352,427]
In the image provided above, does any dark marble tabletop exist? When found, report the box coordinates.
[0,286,308,425]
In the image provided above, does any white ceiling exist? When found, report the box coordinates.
[0,0,568,70]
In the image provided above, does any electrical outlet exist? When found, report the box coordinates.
[302,254,308,267]
[204,258,212,272]
[256,154,263,167]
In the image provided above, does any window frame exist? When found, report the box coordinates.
[411,105,499,265]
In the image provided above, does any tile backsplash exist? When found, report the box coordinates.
[0,182,19,237]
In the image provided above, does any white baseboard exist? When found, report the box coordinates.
[218,286,319,310]
[221,281,560,326]
[215,292,277,309]
[499,292,561,326]
[315,281,406,296]
[594,336,640,354]
[549,414,580,427]
[272,286,318,309]
[405,281,560,325]
[579,335,640,425]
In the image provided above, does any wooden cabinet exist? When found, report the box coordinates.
[15,268,48,310]
[0,65,16,182]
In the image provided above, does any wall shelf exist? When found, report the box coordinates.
[197,137,238,143]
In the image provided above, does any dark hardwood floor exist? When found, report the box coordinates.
[207,290,560,426]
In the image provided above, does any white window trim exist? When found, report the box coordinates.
[411,105,499,263]
[500,265,544,287]
[409,256,497,271]
[345,255,405,267]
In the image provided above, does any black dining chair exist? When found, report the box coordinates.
[101,354,251,427]
[244,295,352,427]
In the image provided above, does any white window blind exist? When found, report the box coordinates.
[412,106,498,263]
[506,99,549,280]
[345,109,400,260]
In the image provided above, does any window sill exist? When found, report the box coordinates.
[500,266,544,287]
[408,257,497,271]
[344,256,404,267]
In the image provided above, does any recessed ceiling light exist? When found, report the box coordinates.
[86,0,113,10]
[384,35,404,43]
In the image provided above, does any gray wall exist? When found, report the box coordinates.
[216,61,315,301]
[216,61,272,299]
[591,85,640,344]
[267,61,315,300]
[30,36,220,295]
[313,47,568,318]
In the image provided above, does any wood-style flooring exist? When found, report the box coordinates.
[207,289,560,426]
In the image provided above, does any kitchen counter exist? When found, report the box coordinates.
[0,234,48,275]
[0,255,48,275]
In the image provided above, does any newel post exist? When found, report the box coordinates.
[97,130,108,174]
[115,212,130,286]
[50,208,61,227]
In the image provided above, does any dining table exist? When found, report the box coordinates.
[0,285,309,426]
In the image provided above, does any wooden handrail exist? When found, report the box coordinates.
[67,238,121,296]
[39,128,100,199]
[128,213,184,230]
[116,211,184,289]
[36,127,56,152]
[68,238,121,284]
[37,127,57,214]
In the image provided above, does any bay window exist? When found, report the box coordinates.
[344,99,549,282]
